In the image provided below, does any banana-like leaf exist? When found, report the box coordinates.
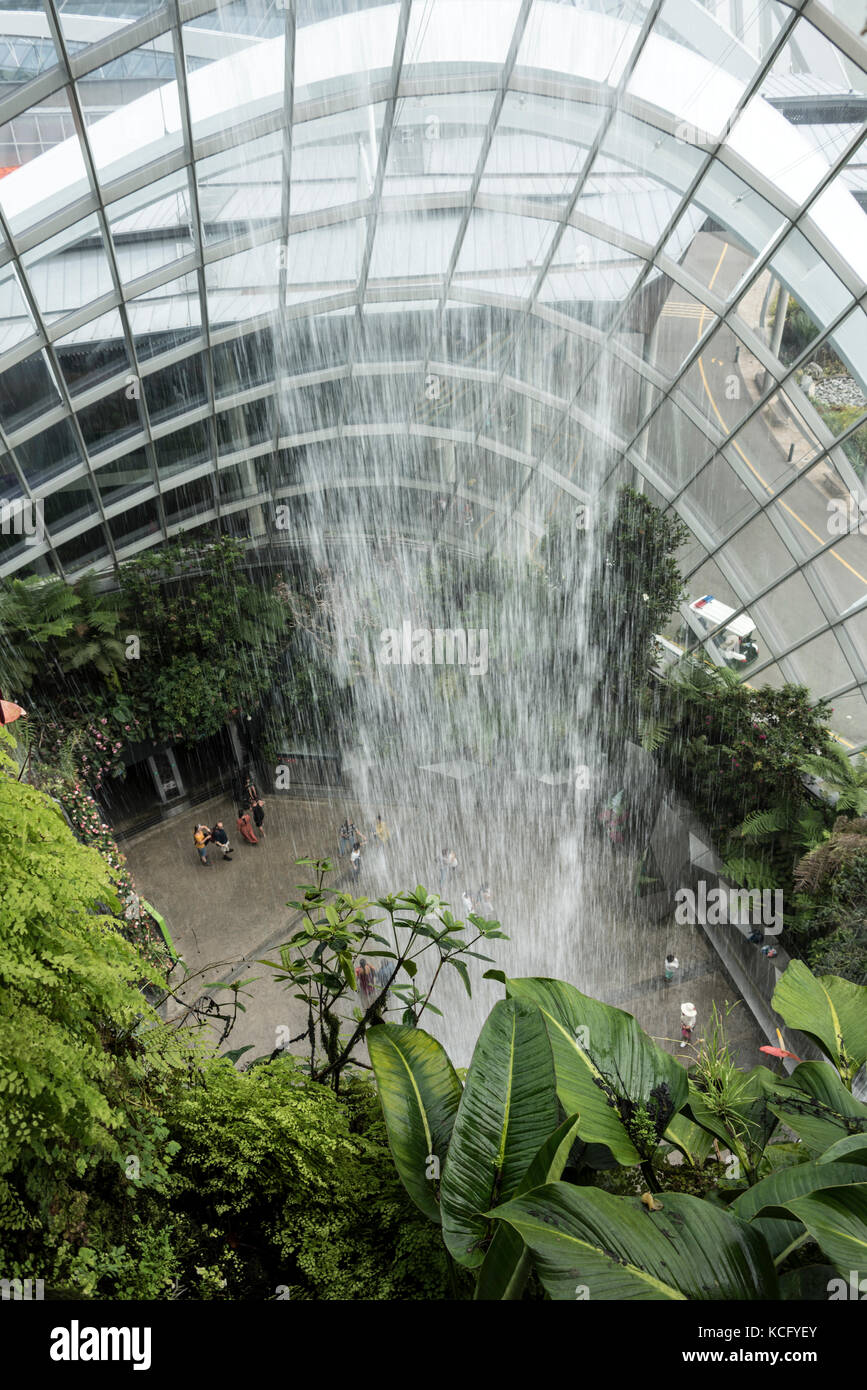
[506,977,687,1166]
[664,1112,716,1168]
[367,1023,463,1222]
[768,1062,867,1154]
[732,1159,867,1224]
[819,1134,867,1166]
[778,1188,867,1276]
[772,961,867,1088]
[475,1113,581,1301]
[489,1183,779,1300]
[439,998,559,1268]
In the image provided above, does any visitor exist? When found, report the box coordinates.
[338,819,351,856]
[208,822,234,862]
[237,807,259,845]
[349,821,367,849]
[193,824,210,867]
[664,953,679,984]
[375,814,390,848]
[244,775,259,808]
[253,799,266,838]
[350,841,362,879]
[462,889,474,917]
[355,958,376,1003]
[680,1002,697,1049]
[479,884,493,914]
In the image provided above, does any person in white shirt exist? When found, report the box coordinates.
[461,890,474,917]
[664,953,679,984]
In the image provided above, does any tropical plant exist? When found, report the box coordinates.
[258,860,508,1089]
[368,961,867,1299]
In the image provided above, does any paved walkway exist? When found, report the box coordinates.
[125,786,766,1072]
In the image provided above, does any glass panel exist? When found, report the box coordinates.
[197,130,283,244]
[0,348,60,431]
[716,509,796,595]
[539,223,643,327]
[454,210,557,302]
[43,473,96,535]
[212,326,275,397]
[77,388,143,456]
[206,244,279,327]
[516,0,649,87]
[282,307,353,375]
[55,309,130,397]
[681,451,760,550]
[750,570,827,655]
[357,300,436,364]
[677,323,757,436]
[728,389,823,496]
[757,227,852,342]
[730,18,867,203]
[663,164,785,286]
[57,2,167,43]
[163,475,216,527]
[441,301,515,374]
[15,418,81,489]
[22,214,114,323]
[647,284,717,379]
[81,41,183,186]
[480,89,598,213]
[294,1,399,106]
[403,0,520,78]
[386,92,496,200]
[94,447,152,504]
[0,22,60,92]
[628,0,787,140]
[291,104,385,217]
[369,208,459,288]
[55,522,110,574]
[785,629,855,700]
[0,90,89,235]
[0,263,37,350]
[637,396,713,491]
[216,397,271,453]
[108,169,195,286]
[154,419,210,479]
[110,496,163,550]
[128,271,202,360]
[144,353,208,423]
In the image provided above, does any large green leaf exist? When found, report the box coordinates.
[732,1159,867,1224]
[780,1188,867,1276]
[367,1023,463,1222]
[439,998,559,1268]
[506,977,688,1166]
[663,1112,715,1168]
[490,1183,779,1300]
[819,1134,867,1166]
[475,1113,581,1301]
[768,1062,867,1154]
[772,961,867,1088]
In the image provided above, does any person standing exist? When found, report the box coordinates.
[680,1002,697,1049]
[350,841,362,880]
[193,824,211,866]
[479,884,493,914]
[338,819,351,856]
[237,806,259,845]
[208,822,234,862]
[664,953,679,985]
[375,814,390,849]
[253,799,266,839]
[244,774,259,809]
[461,889,474,917]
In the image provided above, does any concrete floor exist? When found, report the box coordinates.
[124,786,766,1073]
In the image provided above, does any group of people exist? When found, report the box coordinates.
[193,776,266,866]
[338,814,391,880]
[663,953,697,1050]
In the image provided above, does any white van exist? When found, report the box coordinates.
[682,595,759,666]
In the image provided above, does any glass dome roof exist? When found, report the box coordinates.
[0,0,864,749]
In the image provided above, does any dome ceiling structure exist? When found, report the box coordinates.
[0,0,864,750]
